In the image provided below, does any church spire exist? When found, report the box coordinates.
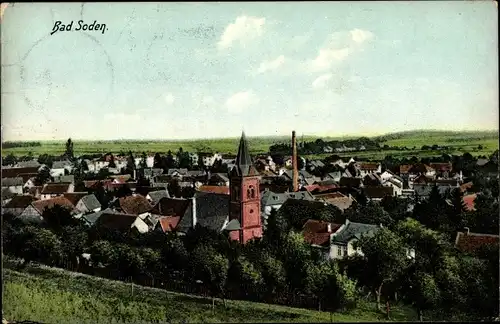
[235,131,252,167]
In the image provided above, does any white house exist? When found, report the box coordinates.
[51,161,72,177]
[189,152,199,166]
[2,177,24,195]
[40,183,75,200]
[329,220,382,260]
[74,194,102,214]
[355,162,382,177]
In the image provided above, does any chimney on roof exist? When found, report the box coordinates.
[292,131,298,192]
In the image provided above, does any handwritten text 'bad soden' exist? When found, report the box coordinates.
[51,20,107,35]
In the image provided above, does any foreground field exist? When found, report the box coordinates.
[2,130,498,160]
[3,262,416,323]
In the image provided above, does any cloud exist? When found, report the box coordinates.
[225,90,259,113]
[164,93,175,105]
[201,95,215,105]
[217,16,266,50]
[255,55,285,74]
[104,113,141,123]
[309,48,350,72]
[312,73,333,89]
[350,29,374,44]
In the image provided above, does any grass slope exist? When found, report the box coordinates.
[3,262,416,323]
[2,130,497,159]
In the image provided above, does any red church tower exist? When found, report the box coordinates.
[228,132,262,244]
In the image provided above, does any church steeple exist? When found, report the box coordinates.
[231,131,256,177]
[236,131,252,167]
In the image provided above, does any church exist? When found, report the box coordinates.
[227,131,263,243]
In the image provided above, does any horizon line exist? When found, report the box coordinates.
[1,128,498,143]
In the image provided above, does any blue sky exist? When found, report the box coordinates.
[1,1,498,141]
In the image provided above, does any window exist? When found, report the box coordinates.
[343,246,348,256]
[337,247,342,256]
[249,209,254,214]
[247,185,256,199]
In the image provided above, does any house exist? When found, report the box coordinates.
[314,192,355,212]
[151,175,170,189]
[1,187,16,205]
[323,146,333,153]
[73,194,101,214]
[198,185,230,195]
[408,164,436,179]
[3,195,39,216]
[412,179,460,197]
[40,182,75,200]
[324,171,342,182]
[151,197,190,220]
[303,219,343,256]
[363,186,395,201]
[14,160,41,168]
[308,160,325,172]
[331,159,348,169]
[363,173,383,187]
[17,196,76,224]
[261,190,315,224]
[50,160,73,177]
[339,177,363,189]
[329,220,382,259]
[2,166,41,178]
[2,177,24,195]
[208,173,230,186]
[283,156,306,170]
[81,208,112,227]
[383,178,403,196]
[455,229,499,255]
[462,194,477,212]
[52,175,75,184]
[176,192,230,234]
[112,195,153,215]
[95,211,150,234]
[189,152,199,166]
[138,168,163,180]
[355,162,382,177]
[429,162,453,178]
[199,152,222,167]
[156,216,182,233]
[146,189,170,205]
[380,170,403,185]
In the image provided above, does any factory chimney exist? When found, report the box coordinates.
[292,131,298,192]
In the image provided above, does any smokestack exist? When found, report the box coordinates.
[292,131,298,192]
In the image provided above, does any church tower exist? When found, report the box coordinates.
[229,132,262,244]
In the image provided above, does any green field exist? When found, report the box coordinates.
[1,130,498,160]
[3,262,417,323]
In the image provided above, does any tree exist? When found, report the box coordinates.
[42,205,79,235]
[139,152,148,169]
[346,201,394,227]
[108,154,116,168]
[354,228,410,311]
[60,224,89,271]
[165,150,177,170]
[3,153,17,166]
[153,153,163,169]
[403,270,441,321]
[228,255,264,298]
[168,179,182,198]
[259,251,287,297]
[89,240,116,268]
[14,226,63,267]
[35,166,52,185]
[64,138,74,160]
[190,245,230,311]
[125,151,136,177]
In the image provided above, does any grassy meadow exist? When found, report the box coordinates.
[3,262,418,323]
[1,130,498,160]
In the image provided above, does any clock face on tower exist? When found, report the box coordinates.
[243,202,260,227]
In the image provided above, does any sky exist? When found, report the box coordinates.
[0,1,498,141]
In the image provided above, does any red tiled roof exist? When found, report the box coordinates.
[303,219,342,247]
[356,162,380,171]
[455,231,499,254]
[4,195,38,209]
[363,186,394,198]
[306,184,339,193]
[198,185,230,195]
[41,183,72,194]
[151,197,190,217]
[118,195,152,215]
[63,192,89,205]
[460,182,473,193]
[2,167,40,178]
[158,216,181,232]
[17,173,38,183]
[32,197,75,215]
[463,194,477,212]
[314,192,346,200]
[97,212,137,231]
